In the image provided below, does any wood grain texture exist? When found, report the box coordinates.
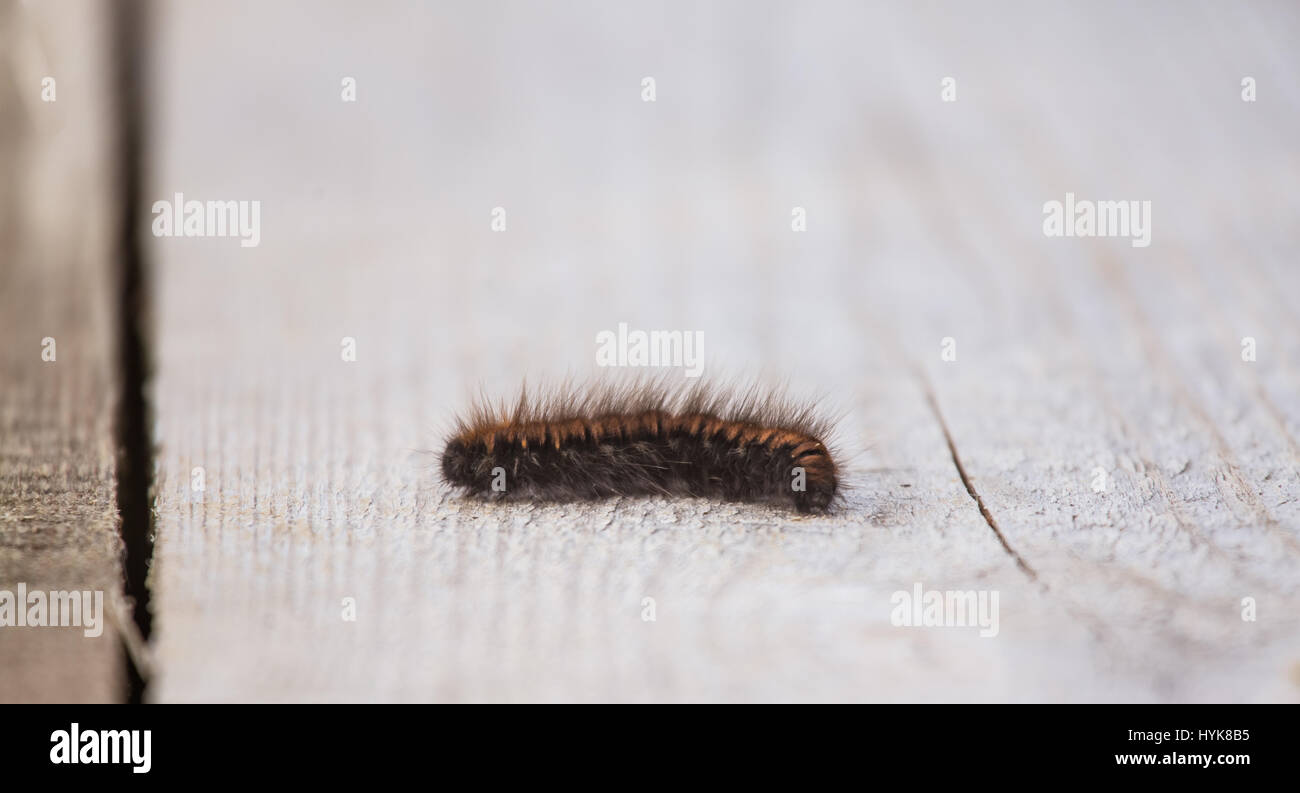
[0,0,123,703]
[147,1,1299,701]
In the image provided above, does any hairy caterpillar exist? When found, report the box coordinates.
[440,379,840,513]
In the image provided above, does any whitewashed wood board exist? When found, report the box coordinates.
[141,1,1300,701]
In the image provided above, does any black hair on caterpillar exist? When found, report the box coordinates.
[440,379,841,513]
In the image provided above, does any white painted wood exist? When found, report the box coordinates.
[146,1,1300,701]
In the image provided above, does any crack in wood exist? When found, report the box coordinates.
[924,388,1039,582]
[111,0,155,705]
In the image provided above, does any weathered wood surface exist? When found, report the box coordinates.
[0,0,123,703]
[145,1,1299,701]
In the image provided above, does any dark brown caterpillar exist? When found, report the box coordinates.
[440,379,840,513]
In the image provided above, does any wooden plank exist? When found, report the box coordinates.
[906,2,1300,701]
[148,1,1299,701]
[0,0,123,703]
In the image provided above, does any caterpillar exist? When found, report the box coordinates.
[440,379,840,513]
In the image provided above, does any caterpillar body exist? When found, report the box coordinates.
[440,380,840,513]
